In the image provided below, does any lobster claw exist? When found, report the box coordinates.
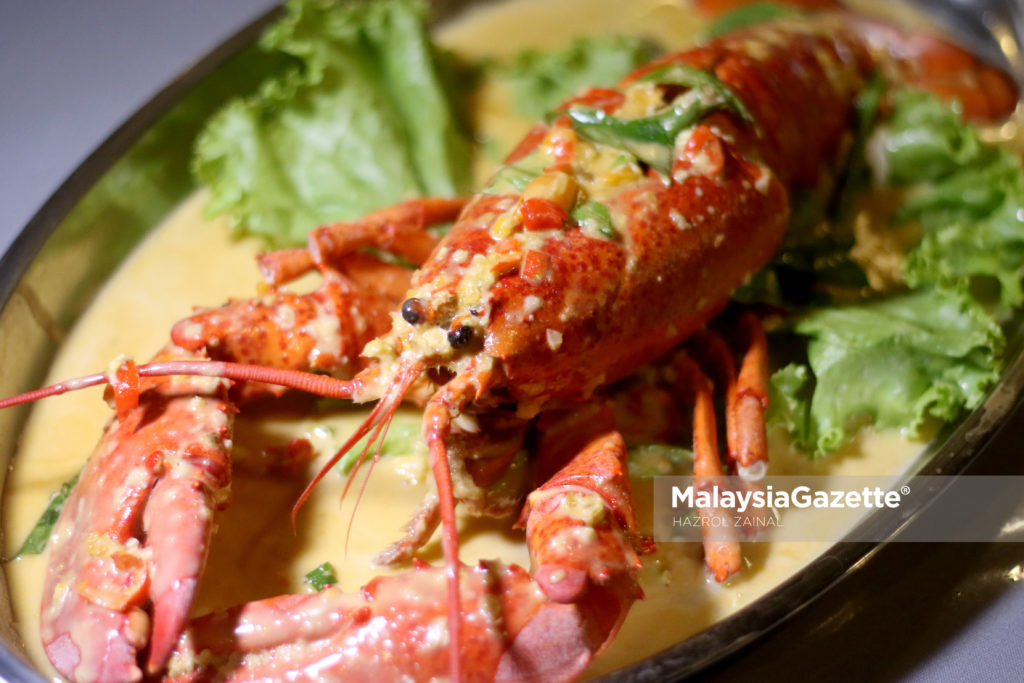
[165,559,624,683]
[524,426,641,607]
[40,347,233,682]
[160,431,642,683]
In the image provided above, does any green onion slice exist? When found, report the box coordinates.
[14,471,79,558]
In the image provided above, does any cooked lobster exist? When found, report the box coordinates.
[0,3,1017,681]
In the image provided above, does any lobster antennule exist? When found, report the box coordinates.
[137,361,359,399]
[291,361,423,523]
[340,411,397,556]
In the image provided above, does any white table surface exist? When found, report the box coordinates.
[1,2,1023,682]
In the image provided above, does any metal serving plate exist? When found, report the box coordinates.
[1,1,1022,680]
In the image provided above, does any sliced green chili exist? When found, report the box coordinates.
[637,64,757,129]
[567,64,756,174]
[572,200,617,239]
[484,164,540,194]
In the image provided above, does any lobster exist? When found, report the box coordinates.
[1,3,1017,681]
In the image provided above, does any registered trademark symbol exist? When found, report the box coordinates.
[900,485,910,495]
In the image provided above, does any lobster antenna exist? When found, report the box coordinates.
[0,372,109,409]
[0,361,356,410]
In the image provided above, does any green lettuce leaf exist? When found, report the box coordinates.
[764,90,1024,455]
[769,287,1003,455]
[705,2,801,38]
[766,363,812,451]
[193,0,473,247]
[496,35,657,118]
[876,90,1024,307]
[877,90,983,184]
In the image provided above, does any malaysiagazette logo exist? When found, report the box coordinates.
[671,482,907,513]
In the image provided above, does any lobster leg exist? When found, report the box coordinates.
[691,319,773,540]
[690,317,770,480]
[378,360,508,682]
[422,372,479,683]
[142,391,233,673]
[729,313,770,480]
[377,409,529,566]
[669,352,743,582]
[165,559,621,683]
[257,197,467,285]
[333,251,420,303]
[171,269,397,403]
[688,329,741,468]
[502,427,641,681]
[165,561,529,683]
[374,492,442,566]
[521,425,641,609]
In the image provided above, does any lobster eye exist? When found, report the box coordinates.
[447,325,473,348]
[401,298,425,324]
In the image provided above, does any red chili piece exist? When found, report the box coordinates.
[558,87,625,113]
[688,126,726,175]
[519,198,569,231]
[521,250,550,282]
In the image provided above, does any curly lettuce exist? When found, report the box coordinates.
[192,0,473,247]
[495,35,658,119]
[767,90,1023,455]
[880,91,1024,307]
[771,288,1003,454]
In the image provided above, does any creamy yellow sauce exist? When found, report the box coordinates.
[3,0,943,680]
